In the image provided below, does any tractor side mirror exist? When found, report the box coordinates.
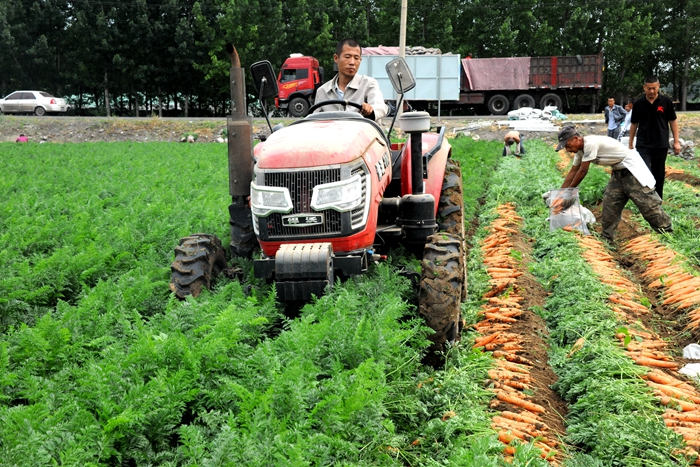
[385,57,416,95]
[250,60,279,100]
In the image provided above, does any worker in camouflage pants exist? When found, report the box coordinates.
[555,126,672,242]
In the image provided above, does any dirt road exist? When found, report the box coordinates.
[1,113,698,144]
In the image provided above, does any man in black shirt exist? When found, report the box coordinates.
[628,75,680,199]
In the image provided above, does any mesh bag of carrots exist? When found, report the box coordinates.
[547,187,591,234]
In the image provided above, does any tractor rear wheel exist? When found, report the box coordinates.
[438,159,465,238]
[169,234,228,298]
[438,158,467,302]
[419,232,465,349]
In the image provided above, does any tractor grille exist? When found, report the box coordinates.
[265,168,342,238]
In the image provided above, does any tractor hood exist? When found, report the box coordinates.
[254,117,388,169]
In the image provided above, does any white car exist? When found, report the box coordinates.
[0,90,71,116]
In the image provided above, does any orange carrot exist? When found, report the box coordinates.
[626,350,672,361]
[658,395,698,412]
[647,381,700,404]
[483,279,515,298]
[500,411,549,429]
[663,411,700,423]
[664,419,700,429]
[645,370,682,387]
[488,370,532,383]
[495,359,530,373]
[494,391,546,413]
[492,416,542,436]
[488,379,531,392]
[671,427,700,442]
[473,332,501,349]
[484,343,524,352]
[483,312,518,323]
[630,355,679,369]
[493,351,534,366]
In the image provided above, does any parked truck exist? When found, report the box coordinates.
[274,54,324,117]
[274,49,603,117]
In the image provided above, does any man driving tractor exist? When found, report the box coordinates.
[313,38,388,121]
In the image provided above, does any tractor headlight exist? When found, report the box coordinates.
[311,174,363,212]
[250,183,293,217]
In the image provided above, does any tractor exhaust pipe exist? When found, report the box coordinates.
[226,43,253,195]
[226,43,256,257]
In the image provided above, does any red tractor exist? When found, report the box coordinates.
[170,44,466,348]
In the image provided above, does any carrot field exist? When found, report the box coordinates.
[2,136,700,466]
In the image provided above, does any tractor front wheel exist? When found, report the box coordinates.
[169,234,228,298]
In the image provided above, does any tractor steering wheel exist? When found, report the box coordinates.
[308,99,363,114]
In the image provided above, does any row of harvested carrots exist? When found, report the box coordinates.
[576,234,700,463]
[475,203,560,464]
[623,234,700,331]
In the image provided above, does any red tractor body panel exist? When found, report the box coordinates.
[253,117,393,257]
[254,119,387,169]
[399,132,448,212]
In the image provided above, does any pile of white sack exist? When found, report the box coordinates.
[669,137,695,160]
[508,106,567,122]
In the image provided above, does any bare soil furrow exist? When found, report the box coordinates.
[474,203,568,464]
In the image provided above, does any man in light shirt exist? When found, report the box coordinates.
[556,125,672,242]
[313,38,388,121]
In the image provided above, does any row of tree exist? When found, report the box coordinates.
[1,0,698,116]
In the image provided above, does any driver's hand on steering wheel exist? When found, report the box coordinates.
[360,102,373,117]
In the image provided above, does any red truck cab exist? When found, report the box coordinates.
[275,54,323,117]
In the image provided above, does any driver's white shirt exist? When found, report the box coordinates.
[313,73,388,121]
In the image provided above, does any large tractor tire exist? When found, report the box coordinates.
[419,233,465,349]
[229,197,257,258]
[438,159,465,238]
[169,234,228,298]
[438,158,467,302]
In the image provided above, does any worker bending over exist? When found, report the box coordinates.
[555,125,672,242]
[503,130,525,157]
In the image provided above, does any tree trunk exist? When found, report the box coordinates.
[104,71,111,117]
[185,94,189,117]
[158,87,163,118]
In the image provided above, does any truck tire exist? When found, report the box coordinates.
[419,233,465,350]
[540,93,563,110]
[513,94,536,109]
[288,97,310,117]
[169,234,228,299]
[487,94,509,115]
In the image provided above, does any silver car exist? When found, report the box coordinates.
[0,90,71,116]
